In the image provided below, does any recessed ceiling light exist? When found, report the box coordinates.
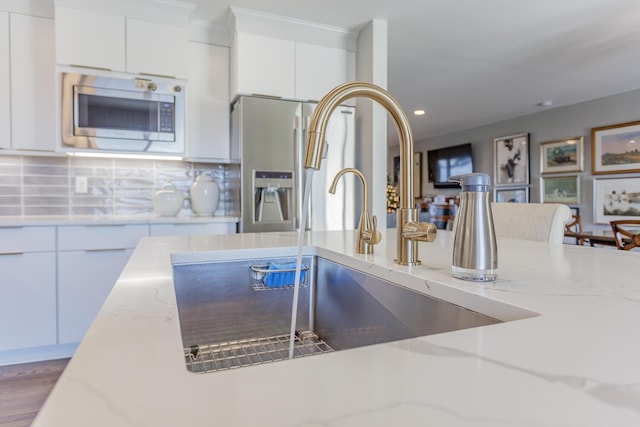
[629,140,636,144]
[413,109,426,116]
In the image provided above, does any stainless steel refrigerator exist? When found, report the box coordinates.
[232,96,356,233]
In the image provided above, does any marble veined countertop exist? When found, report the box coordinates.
[33,229,640,426]
[0,214,238,226]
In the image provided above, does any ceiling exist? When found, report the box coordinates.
[188,0,640,145]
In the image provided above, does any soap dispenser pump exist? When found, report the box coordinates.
[448,173,498,281]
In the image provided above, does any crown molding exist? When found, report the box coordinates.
[53,0,195,27]
[189,18,231,46]
[229,7,358,51]
[0,0,54,18]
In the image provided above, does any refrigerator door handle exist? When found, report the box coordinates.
[295,114,314,231]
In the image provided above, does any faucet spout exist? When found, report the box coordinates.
[305,81,436,265]
[329,167,381,254]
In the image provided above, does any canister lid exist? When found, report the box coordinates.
[448,173,491,192]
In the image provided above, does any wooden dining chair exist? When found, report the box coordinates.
[564,214,585,245]
[610,220,640,251]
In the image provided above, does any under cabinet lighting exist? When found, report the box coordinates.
[65,152,184,161]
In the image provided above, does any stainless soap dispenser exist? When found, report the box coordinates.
[449,173,498,281]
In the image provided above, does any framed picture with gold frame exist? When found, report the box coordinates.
[591,121,640,174]
[540,137,584,174]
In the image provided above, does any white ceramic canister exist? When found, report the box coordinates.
[152,183,185,217]
[190,174,220,216]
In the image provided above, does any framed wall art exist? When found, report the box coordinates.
[393,156,400,186]
[494,133,529,186]
[591,121,640,174]
[541,175,580,204]
[593,177,640,224]
[494,187,529,203]
[540,136,584,174]
[413,152,422,199]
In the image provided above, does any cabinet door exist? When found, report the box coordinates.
[295,43,349,101]
[233,32,295,99]
[0,12,9,150]
[185,42,230,161]
[58,249,134,344]
[54,7,125,71]
[126,18,188,78]
[10,14,56,151]
[0,253,56,351]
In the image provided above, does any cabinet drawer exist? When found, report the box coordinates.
[0,226,55,253]
[149,222,236,237]
[58,224,148,251]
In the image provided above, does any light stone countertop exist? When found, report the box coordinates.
[33,229,640,426]
[0,214,239,227]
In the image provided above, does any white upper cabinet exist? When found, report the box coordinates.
[0,12,9,150]
[55,6,188,78]
[232,32,352,101]
[126,18,188,78]
[185,42,230,161]
[295,43,351,101]
[233,32,296,99]
[10,14,56,152]
[55,7,125,71]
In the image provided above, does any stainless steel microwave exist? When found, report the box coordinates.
[60,72,185,154]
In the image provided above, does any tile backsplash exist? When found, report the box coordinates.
[0,154,240,217]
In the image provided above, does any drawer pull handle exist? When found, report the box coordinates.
[85,248,127,253]
[0,252,24,256]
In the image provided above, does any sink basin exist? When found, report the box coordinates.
[172,256,501,374]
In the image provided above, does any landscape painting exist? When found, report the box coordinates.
[540,137,583,174]
[593,177,640,224]
[541,176,579,204]
[592,121,640,174]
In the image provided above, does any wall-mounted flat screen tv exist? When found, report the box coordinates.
[427,143,474,188]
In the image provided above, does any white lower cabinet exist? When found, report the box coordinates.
[0,252,57,351]
[0,226,56,352]
[57,225,148,344]
[57,249,134,344]
[0,220,236,360]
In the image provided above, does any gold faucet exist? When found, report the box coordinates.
[329,167,382,254]
[304,81,437,266]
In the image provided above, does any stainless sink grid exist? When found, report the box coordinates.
[184,331,334,373]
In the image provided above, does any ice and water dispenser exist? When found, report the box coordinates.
[253,170,294,225]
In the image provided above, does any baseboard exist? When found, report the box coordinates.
[0,343,78,366]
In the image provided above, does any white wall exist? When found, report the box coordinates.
[356,19,388,223]
[389,87,640,229]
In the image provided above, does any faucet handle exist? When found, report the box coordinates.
[363,215,382,245]
[403,221,437,242]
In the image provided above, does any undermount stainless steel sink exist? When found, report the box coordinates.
[172,256,501,374]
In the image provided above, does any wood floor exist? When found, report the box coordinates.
[0,359,69,427]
